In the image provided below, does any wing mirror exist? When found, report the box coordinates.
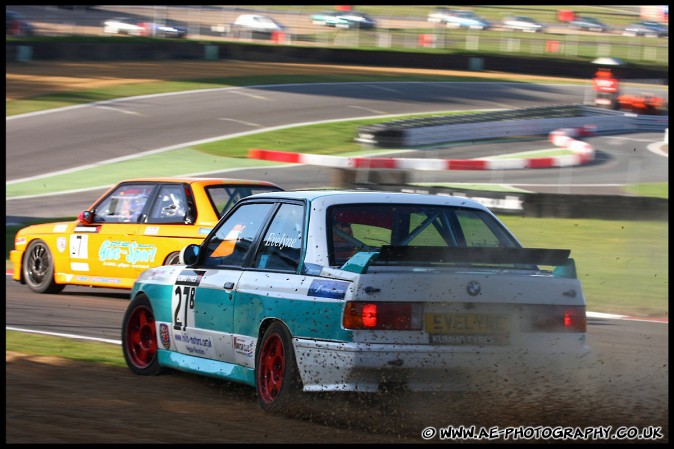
[78,210,94,224]
[179,244,200,266]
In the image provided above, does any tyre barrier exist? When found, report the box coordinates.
[248,125,596,170]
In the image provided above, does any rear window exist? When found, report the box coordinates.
[327,204,518,266]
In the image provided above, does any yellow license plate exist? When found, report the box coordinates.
[425,313,510,335]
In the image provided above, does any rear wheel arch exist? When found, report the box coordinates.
[164,251,181,265]
[254,320,303,412]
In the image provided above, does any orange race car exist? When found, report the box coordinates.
[592,67,666,114]
[10,177,282,294]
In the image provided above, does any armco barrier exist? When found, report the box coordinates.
[348,184,668,220]
[356,105,668,148]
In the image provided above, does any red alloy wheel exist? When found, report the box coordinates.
[257,333,286,405]
[125,305,158,369]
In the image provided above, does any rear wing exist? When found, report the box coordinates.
[378,246,570,265]
[340,246,576,278]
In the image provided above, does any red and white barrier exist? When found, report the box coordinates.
[248,125,596,171]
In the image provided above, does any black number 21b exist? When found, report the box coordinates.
[174,285,196,330]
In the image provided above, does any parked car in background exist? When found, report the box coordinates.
[122,189,590,412]
[232,14,286,33]
[427,8,490,30]
[333,11,376,29]
[102,17,146,36]
[502,16,546,33]
[10,177,283,294]
[311,10,343,26]
[622,21,668,37]
[143,19,188,38]
[6,10,36,36]
[568,16,609,33]
[311,10,376,29]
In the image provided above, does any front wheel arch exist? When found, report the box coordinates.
[22,239,64,294]
[122,294,163,376]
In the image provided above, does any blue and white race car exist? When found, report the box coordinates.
[122,190,590,412]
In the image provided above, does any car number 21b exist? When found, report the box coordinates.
[173,285,196,330]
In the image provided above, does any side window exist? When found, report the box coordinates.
[253,203,303,272]
[206,185,282,218]
[201,203,274,268]
[455,209,503,248]
[93,184,154,223]
[148,184,187,223]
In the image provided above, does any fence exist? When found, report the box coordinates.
[10,5,670,67]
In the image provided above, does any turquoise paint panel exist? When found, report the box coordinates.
[341,251,379,273]
[158,349,256,387]
[138,283,176,322]
[234,291,353,342]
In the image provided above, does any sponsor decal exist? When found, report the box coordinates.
[174,331,213,356]
[56,237,67,253]
[176,269,205,286]
[90,277,121,284]
[233,336,255,358]
[199,228,212,235]
[15,237,27,246]
[98,240,157,264]
[74,225,100,233]
[160,323,171,350]
[144,226,160,235]
[70,234,88,259]
[73,275,119,284]
[53,224,68,233]
[308,280,349,299]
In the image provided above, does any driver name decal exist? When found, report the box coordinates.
[264,232,297,250]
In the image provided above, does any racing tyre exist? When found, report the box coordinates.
[122,294,163,376]
[255,321,302,413]
[22,239,64,294]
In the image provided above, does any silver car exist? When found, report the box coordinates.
[502,16,546,33]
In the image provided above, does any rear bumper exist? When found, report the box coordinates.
[294,338,591,393]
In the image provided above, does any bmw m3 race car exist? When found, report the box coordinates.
[122,190,590,412]
[10,177,282,294]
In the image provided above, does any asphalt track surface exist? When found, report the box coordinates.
[6,78,669,220]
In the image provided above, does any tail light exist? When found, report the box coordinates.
[523,305,586,333]
[343,301,422,330]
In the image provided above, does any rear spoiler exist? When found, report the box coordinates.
[378,246,570,266]
[340,246,576,278]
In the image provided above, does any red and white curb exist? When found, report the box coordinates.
[248,125,597,170]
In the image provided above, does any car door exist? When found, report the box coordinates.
[133,182,197,272]
[232,201,305,368]
[170,201,276,364]
[75,182,156,285]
